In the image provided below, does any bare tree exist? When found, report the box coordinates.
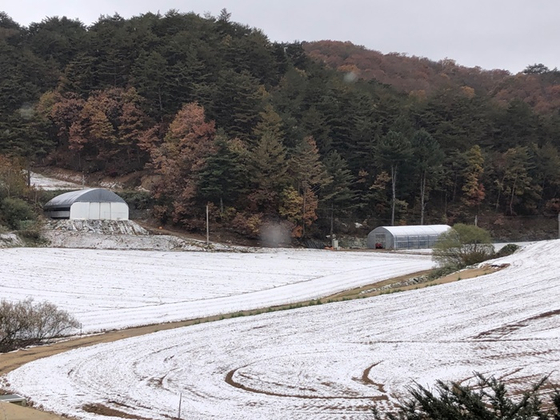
[0,298,79,352]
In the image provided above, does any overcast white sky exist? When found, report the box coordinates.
[2,0,559,74]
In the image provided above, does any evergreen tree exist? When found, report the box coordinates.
[196,133,250,211]
[247,131,289,214]
[287,136,331,237]
[411,129,444,224]
[375,130,412,225]
[252,103,284,145]
[372,374,560,420]
[321,150,356,236]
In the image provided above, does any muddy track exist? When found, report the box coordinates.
[224,367,388,401]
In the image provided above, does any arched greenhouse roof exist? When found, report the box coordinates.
[375,224,451,237]
[44,188,126,209]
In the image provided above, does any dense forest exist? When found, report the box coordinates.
[2,9,560,242]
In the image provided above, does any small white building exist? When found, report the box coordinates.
[367,224,451,250]
[44,188,129,220]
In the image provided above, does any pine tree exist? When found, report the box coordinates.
[196,133,250,211]
[247,131,289,214]
[372,374,560,420]
[375,130,412,225]
[411,129,444,224]
[321,150,356,236]
[287,136,331,237]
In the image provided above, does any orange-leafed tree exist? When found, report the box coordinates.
[151,102,216,227]
[461,145,485,208]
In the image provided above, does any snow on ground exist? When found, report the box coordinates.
[41,219,227,251]
[29,171,83,190]
[4,241,560,419]
[0,247,432,332]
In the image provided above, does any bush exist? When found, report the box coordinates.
[433,223,495,268]
[231,212,263,238]
[372,373,560,419]
[0,197,37,230]
[18,223,47,246]
[495,243,520,258]
[117,190,154,210]
[0,298,80,352]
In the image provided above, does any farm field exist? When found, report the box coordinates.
[0,247,433,332]
[3,241,560,419]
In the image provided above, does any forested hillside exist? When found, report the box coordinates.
[2,10,560,241]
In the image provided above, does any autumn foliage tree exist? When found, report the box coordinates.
[461,145,486,209]
[150,102,216,227]
[37,88,151,172]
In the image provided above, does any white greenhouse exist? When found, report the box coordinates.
[367,224,451,250]
[44,188,129,220]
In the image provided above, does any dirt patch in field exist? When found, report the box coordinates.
[82,403,152,419]
[224,367,388,401]
[474,306,560,340]
[0,264,503,420]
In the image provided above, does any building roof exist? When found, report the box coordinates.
[44,188,126,209]
[371,224,451,236]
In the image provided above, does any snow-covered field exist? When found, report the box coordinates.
[4,241,560,419]
[0,247,432,332]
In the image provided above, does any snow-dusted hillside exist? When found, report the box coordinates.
[4,241,560,419]
[30,171,83,190]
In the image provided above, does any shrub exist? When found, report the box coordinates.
[0,298,80,352]
[117,190,154,210]
[495,243,520,258]
[433,223,495,268]
[372,373,560,419]
[231,212,263,238]
[426,265,458,281]
[0,197,37,230]
[18,223,47,246]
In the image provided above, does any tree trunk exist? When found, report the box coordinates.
[509,177,517,215]
[26,159,31,188]
[391,164,397,226]
[302,186,306,238]
[420,170,426,225]
[330,202,334,238]
[158,87,163,112]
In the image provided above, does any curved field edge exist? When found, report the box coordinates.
[6,240,558,419]
[0,248,434,333]
[0,264,501,420]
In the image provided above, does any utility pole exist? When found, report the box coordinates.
[177,392,182,419]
